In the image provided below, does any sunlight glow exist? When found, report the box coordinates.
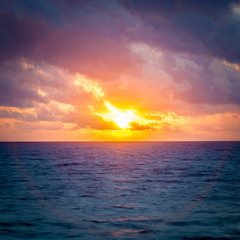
[98,101,140,129]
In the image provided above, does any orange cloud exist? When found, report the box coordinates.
[73,74,104,100]
[223,60,240,71]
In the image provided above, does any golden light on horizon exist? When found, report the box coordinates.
[97,101,140,129]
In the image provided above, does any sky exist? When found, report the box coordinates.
[0,0,240,141]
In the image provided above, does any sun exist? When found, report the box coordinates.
[114,114,132,129]
[98,101,139,129]
[111,110,137,129]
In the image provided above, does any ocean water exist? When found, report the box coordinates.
[0,142,240,240]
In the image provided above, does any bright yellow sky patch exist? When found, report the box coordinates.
[97,101,140,129]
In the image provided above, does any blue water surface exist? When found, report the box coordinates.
[0,142,240,239]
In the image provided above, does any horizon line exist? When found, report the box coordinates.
[0,140,240,143]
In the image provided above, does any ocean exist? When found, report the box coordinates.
[0,142,240,239]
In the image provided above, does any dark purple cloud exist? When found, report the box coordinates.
[0,61,50,108]
[158,53,240,105]
[121,0,240,64]
[0,0,141,80]
[0,75,46,108]
[1,0,240,67]
[0,11,52,63]
[0,109,37,122]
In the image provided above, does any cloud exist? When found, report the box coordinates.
[121,0,240,64]
[128,42,240,107]
[73,74,104,100]
[0,59,104,128]
[0,0,142,81]
[0,63,47,108]
[173,56,240,105]
[130,122,154,131]
[14,121,64,131]
[88,117,122,130]
[0,107,37,122]
[0,10,52,63]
